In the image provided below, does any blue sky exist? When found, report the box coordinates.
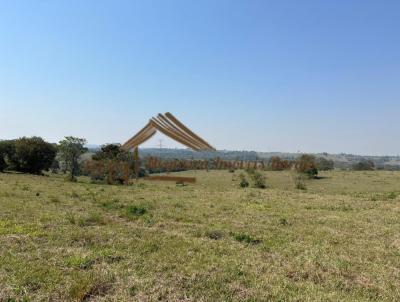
[0,0,399,155]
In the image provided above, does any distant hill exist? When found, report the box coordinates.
[85,146,400,170]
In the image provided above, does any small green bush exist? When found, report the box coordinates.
[232,233,261,245]
[126,205,147,217]
[239,173,249,188]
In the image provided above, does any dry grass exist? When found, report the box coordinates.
[0,170,400,301]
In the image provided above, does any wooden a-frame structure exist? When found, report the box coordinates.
[121,112,215,151]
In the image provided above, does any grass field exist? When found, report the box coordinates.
[1,170,400,301]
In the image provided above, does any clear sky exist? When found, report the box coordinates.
[1,0,399,155]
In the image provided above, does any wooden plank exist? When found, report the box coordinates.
[144,175,196,183]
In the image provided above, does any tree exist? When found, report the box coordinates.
[92,144,128,161]
[50,158,60,173]
[295,154,318,178]
[58,136,87,181]
[0,140,16,172]
[352,160,375,171]
[316,157,334,171]
[0,154,5,172]
[0,141,11,172]
[4,137,56,174]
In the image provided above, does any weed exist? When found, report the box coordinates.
[232,232,261,245]
[279,218,289,226]
[293,173,307,190]
[66,255,95,270]
[100,199,122,210]
[68,272,114,301]
[78,212,107,227]
[125,205,147,218]
[66,212,76,225]
[205,230,224,240]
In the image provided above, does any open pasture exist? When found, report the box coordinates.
[1,170,400,301]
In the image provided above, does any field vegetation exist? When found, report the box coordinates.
[1,170,400,301]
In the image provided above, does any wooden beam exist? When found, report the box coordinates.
[165,112,215,150]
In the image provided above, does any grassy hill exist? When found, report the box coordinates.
[1,170,400,301]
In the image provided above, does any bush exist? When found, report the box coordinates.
[125,205,148,219]
[82,160,131,184]
[295,154,318,178]
[239,173,249,188]
[2,137,57,174]
[232,233,261,245]
[352,160,375,171]
[250,171,266,189]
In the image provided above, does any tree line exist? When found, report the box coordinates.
[0,136,386,183]
[0,136,87,181]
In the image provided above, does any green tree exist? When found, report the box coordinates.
[4,137,56,174]
[0,140,16,172]
[58,136,87,181]
[92,143,128,161]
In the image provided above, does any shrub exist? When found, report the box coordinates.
[106,161,131,184]
[250,171,267,189]
[125,205,147,218]
[232,233,261,245]
[5,137,57,174]
[83,160,131,184]
[295,154,318,178]
[239,173,249,188]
